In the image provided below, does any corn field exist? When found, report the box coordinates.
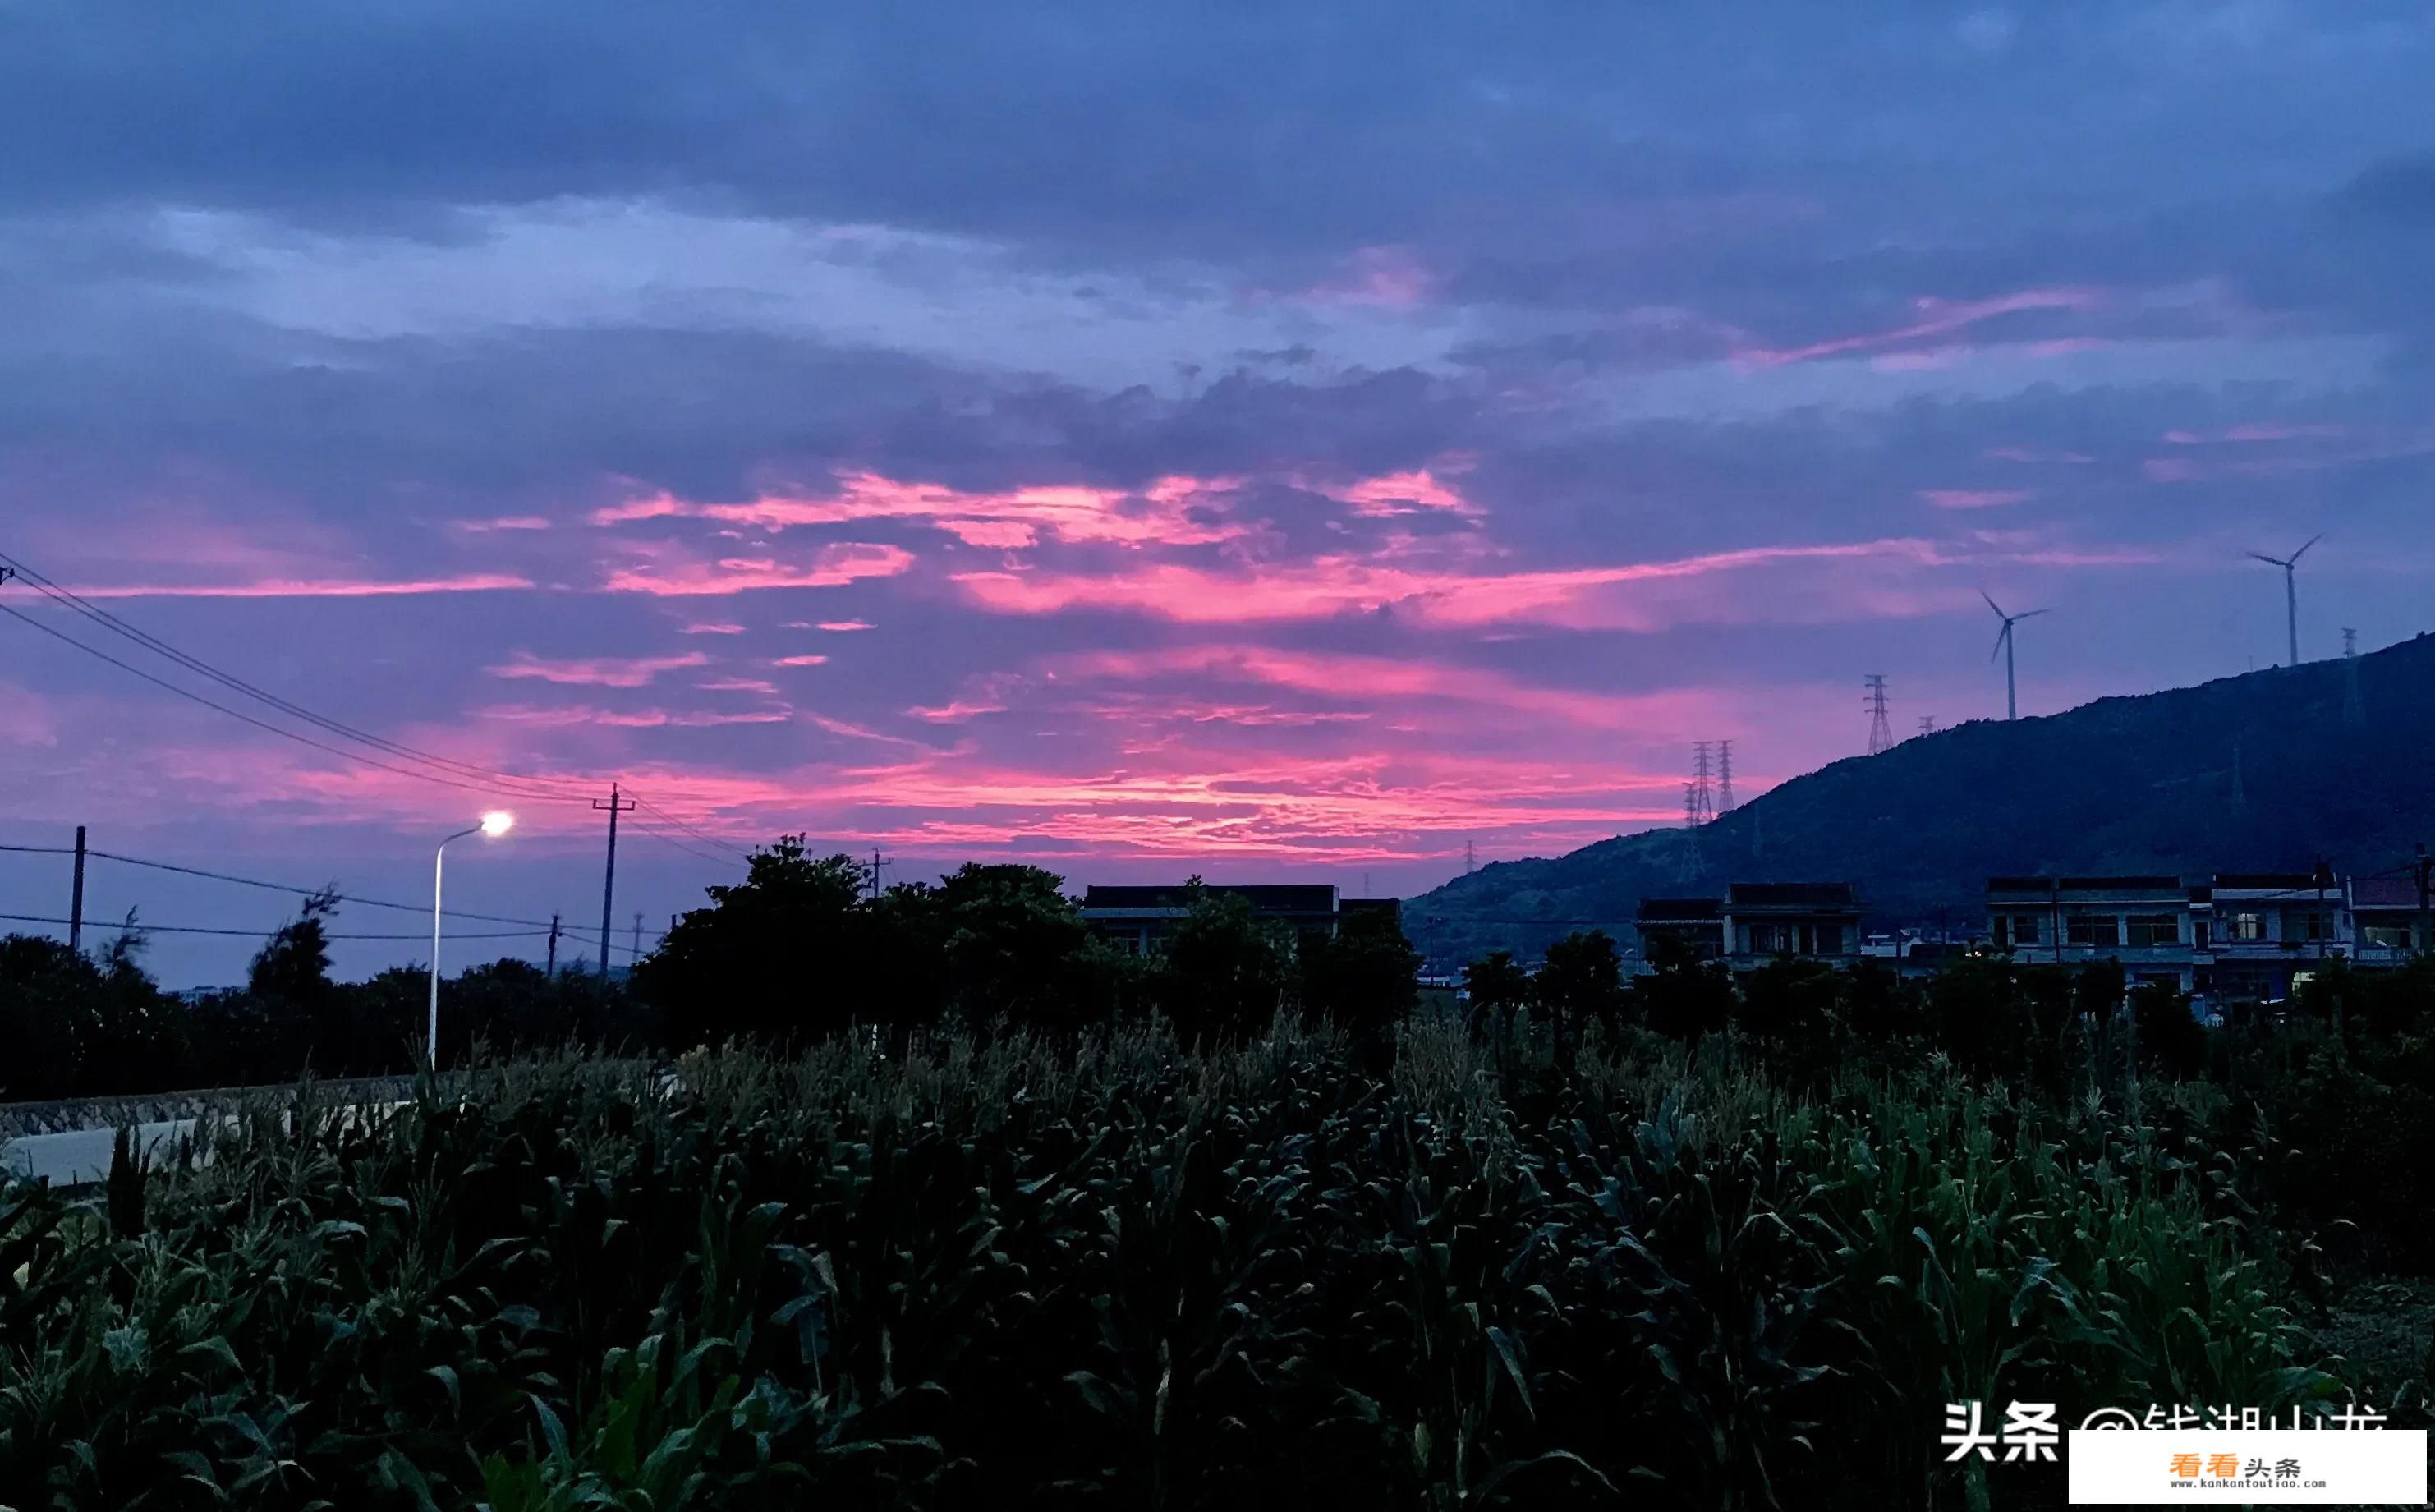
[0,1018,2354,1510]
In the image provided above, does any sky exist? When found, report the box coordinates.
[4,1,2435,985]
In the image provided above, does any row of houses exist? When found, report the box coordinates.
[1638,871,2431,1001]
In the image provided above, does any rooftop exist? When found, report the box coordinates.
[1725,882,1860,911]
[1081,884,1340,914]
[1638,897,1723,922]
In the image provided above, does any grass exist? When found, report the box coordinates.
[0,1017,2379,1510]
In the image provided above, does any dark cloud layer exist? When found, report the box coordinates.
[5,0,2435,984]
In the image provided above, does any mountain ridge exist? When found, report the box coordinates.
[1406,633,2435,963]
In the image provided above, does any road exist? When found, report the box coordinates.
[2,1118,204,1186]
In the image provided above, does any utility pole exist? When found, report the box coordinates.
[2313,857,2333,963]
[1716,740,1734,814]
[1918,715,1937,737]
[1864,675,1892,755]
[545,912,561,975]
[67,825,85,952]
[1463,839,1475,875]
[868,848,889,903]
[632,912,644,962]
[2341,628,2366,727]
[2415,843,2431,956]
[593,783,635,976]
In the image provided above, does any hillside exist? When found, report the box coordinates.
[1408,633,2435,963]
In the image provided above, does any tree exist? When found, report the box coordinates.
[1634,934,1733,1041]
[1534,930,1623,1059]
[633,837,878,1046]
[1461,949,1532,1042]
[1157,884,1297,1042]
[930,864,1118,1030]
[1301,910,1421,1067]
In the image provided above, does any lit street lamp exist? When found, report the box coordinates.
[430,811,514,1065]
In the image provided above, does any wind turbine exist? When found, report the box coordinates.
[1982,591,2047,721]
[2246,534,2321,669]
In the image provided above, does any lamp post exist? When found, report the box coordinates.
[430,811,514,1065]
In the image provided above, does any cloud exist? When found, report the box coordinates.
[1918,488,2033,509]
[486,650,710,687]
[58,572,534,600]
[600,540,915,595]
[594,470,1250,549]
[772,654,829,666]
[953,537,1948,627]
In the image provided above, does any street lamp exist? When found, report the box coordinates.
[430,811,514,1065]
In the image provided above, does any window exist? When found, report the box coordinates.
[2192,920,2211,949]
[1990,915,2009,949]
[1996,912,2040,947]
[1814,924,1843,955]
[2286,911,2332,943]
[2363,923,2413,950]
[2231,912,2265,941]
[2065,913,2120,949]
[2125,915,2180,948]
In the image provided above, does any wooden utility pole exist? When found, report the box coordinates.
[2417,843,2431,956]
[68,825,85,952]
[545,912,561,975]
[592,783,635,976]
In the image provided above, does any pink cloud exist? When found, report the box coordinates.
[453,515,554,533]
[1918,488,2034,510]
[953,537,1946,627]
[680,622,747,635]
[601,540,915,596]
[1318,465,1482,517]
[1735,287,2102,368]
[697,677,779,695]
[594,470,1247,550]
[2163,423,2350,444]
[907,700,1007,723]
[473,702,789,728]
[1309,246,1436,308]
[773,654,829,667]
[61,572,534,600]
[815,620,874,632]
[486,650,710,687]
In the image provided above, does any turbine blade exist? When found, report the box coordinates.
[2246,552,2286,567]
[2292,533,2322,563]
[2015,608,2050,620]
[1979,589,2005,617]
[1991,625,2009,662]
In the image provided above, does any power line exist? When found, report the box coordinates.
[624,799,751,864]
[0,548,596,804]
[0,601,584,804]
[0,841,557,928]
[0,911,541,941]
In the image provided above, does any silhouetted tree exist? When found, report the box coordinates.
[1462,949,1532,1042]
[635,836,877,1046]
[1534,930,1624,1062]
[1156,884,1297,1042]
[1633,935,1732,1041]
[1301,910,1421,1069]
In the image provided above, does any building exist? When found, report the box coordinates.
[1984,867,2367,1002]
[1638,884,1862,971]
[1635,897,1725,963]
[1986,876,2201,992]
[2349,876,2430,965]
[1723,883,1863,970]
[2206,871,2341,1002]
[1078,884,1391,955]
